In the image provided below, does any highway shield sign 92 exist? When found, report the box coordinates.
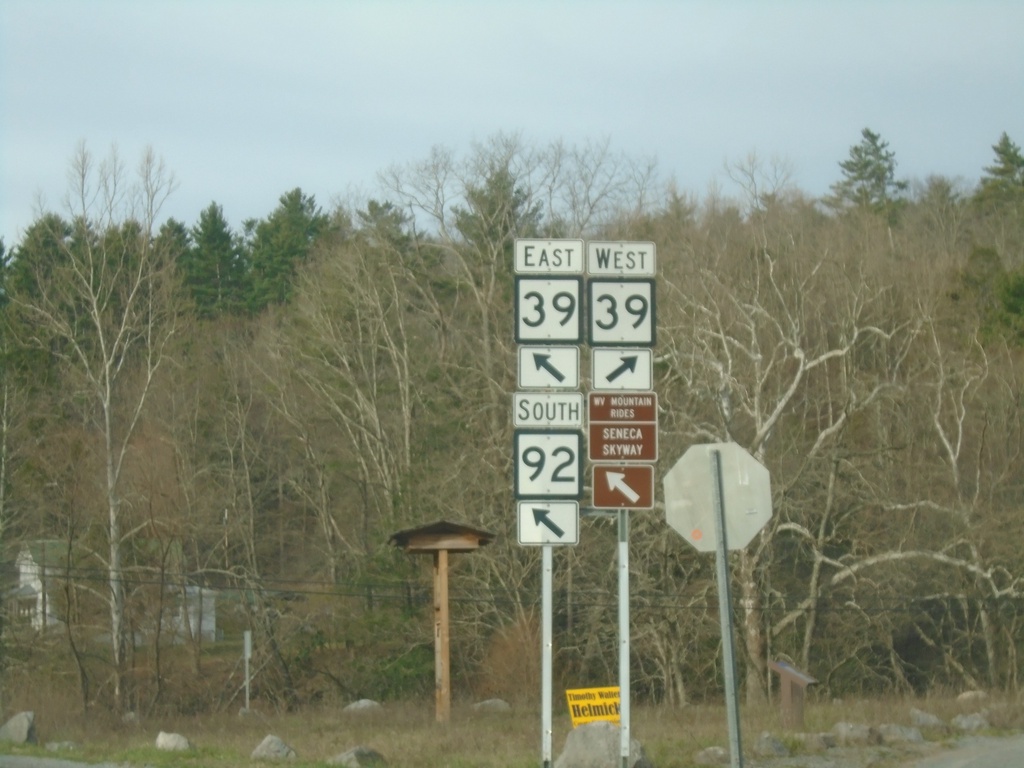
[514,430,583,499]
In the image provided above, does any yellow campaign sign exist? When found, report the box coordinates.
[565,686,621,727]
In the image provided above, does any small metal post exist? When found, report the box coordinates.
[243,629,252,711]
[542,545,553,768]
[618,509,630,768]
[711,449,744,768]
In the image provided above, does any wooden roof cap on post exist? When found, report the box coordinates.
[388,519,496,554]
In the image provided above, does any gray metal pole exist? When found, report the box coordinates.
[711,449,744,768]
[542,545,553,768]
[243,629,252,712]
[618,509,630,768]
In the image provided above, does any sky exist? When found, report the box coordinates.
[2,0,1023,246]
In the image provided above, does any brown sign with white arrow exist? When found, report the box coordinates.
[592,465,654,510]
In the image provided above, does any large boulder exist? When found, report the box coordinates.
[156,731,193,751]
[554,721,653,768]
[252,734,297,760]
[0,711,37,745]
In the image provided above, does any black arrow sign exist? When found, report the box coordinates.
[532,507,565,538]
[605,355,638,383]
[532,353,566,383]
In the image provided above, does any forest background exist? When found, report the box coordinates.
[0,129,1023,719]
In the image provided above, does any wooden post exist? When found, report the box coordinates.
[388,520,495,727]
[434,549,450,724]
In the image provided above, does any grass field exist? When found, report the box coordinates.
[2,692,1021,767]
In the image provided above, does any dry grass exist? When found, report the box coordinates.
[2,689,1022,767]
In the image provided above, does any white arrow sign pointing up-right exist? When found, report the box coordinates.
[591,348,652,390]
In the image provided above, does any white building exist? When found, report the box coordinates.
[168,585,218,642]
[8,541,63,630]
[6,540,217,641]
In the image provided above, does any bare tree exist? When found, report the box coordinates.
[8,144,180,713]
[271,232,416,550]
[658,191,919,702]
[875,317,1024,689]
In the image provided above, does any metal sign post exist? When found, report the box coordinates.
[618,509,631,768]
[514,239,585,768]
[584,241,656,768]
[517,239,657,768]
[711,449,744,768]
[243,629,252,711]
[664,441,773,767]
[542,545,554,767]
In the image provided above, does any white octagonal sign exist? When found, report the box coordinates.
[663,442,772,552]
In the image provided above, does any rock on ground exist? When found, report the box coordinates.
[831,721,882,746]
[554,721,653,768]
[155,731,192,751]
[0,711,37,745]
[692,745,728,765]
[343,699,383,714]
[910,707,945,729]
[326,746,388,766]
[251,734,297,760]
[753,731,790,757]
[952,712,990,731]
[878,723,924,745]
[791,732,837,752]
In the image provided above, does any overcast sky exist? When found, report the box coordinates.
[2,0,1022,245]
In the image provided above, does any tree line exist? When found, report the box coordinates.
[0,130,1023,716]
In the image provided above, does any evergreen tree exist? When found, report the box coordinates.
[453,165,541,264]
[246,188,328,311]
[183,203,247,317]
[827,127,908,220]
[156,218,191,261]
[974,132,1024,211]
[356,199,411,252]
[8,214,73,299]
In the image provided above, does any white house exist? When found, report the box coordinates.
[168,584,218,642]
[8,540,63,630]
[7,540,217,642]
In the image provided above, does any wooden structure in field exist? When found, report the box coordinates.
[770,659,817,729]
[389,520,495,724]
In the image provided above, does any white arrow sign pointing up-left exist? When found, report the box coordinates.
[605,471,641,503]
[518,346,580,389]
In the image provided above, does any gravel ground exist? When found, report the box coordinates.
[751,742,941,768]
[899,734,1024,768]
[744,734,1024,768]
